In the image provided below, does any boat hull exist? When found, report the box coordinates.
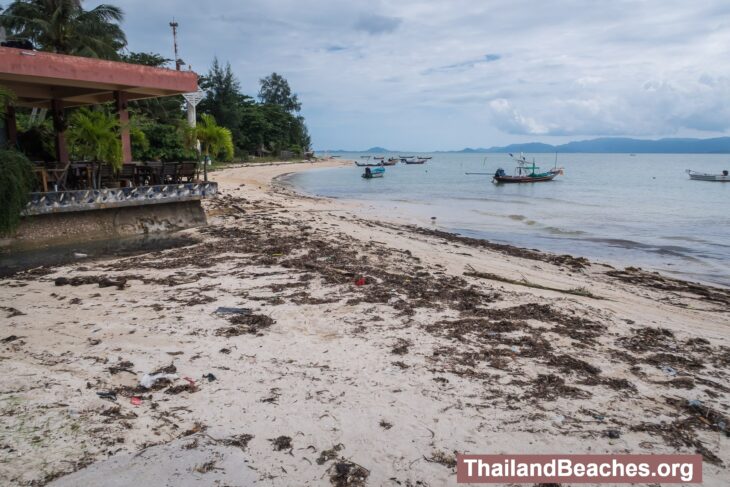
[686,170,730,181]
[493,173,559,183]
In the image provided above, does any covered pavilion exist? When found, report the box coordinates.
[0,45,198,163]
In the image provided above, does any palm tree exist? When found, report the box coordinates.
[0,0,126,59]
[67,107,122,170]
[185,114,234,181]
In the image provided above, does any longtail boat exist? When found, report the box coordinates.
[402,157,428,164]
[493,153,563,183]
[354,161,382,167]
[686,169,730,181]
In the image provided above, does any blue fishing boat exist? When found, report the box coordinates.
[362,167,385,179]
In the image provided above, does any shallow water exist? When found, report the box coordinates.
[287,153,730,287]
[0,234,199,277]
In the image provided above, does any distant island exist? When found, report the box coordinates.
[322,137,730,154]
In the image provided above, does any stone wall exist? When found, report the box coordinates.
[1,200,207,252]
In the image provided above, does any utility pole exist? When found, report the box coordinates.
[169,20,183,71]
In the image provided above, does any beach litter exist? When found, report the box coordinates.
[130,396,142,406]
[214,307,252,315]
[355,277,367,286]
[203,373,217,382]
[96,391,117,401]
[660,365,678,376]
[606,429,621,439]
[140,373,178,389]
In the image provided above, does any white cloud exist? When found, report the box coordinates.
[99,0,730,149]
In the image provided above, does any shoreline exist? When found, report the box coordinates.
[1,158,728,486]
[276,162,730,290]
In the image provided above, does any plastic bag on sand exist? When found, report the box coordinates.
[140,373,178,389]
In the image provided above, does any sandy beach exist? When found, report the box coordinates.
[1,158,729,486]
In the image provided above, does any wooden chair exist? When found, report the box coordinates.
[45,162,70,191]
[177,161,198,183]
[118,164,136,187]
[159,162,179,184]
[140,162,161,186]
[98,164,116,188]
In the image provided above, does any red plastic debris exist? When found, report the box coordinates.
[130,396,142,406]
[355,277,366,286]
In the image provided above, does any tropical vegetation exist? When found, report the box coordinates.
[0,0,126,59]
[0,149,34,235]
[0,0,312,168]
[67,107,124,170]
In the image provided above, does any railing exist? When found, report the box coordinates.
[23,182,218,216]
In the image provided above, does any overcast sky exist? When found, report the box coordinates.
[100,0,730,150]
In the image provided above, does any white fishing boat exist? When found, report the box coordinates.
[686,169,730,181]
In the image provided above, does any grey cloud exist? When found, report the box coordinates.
[487,75,730,136]
[423,54,501,75]
[113,0,730,149]
[354,14,402,35]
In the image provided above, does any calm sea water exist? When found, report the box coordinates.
[286,153,730,287]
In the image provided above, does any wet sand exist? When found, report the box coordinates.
[1,158,729,486]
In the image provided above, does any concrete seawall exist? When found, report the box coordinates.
[1,200,207,252]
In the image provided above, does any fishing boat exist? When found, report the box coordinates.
[493,153,563,183]
[362,167,385,179]
[402,157,428,164]
[686,169,730,181]
[373,156,385,160]
[354,161,382,167]
[380,158,398,166]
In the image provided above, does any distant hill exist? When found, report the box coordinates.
[461,137,730,154]
[319,137,730,154]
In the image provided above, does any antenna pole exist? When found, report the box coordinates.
[170,20,181,71]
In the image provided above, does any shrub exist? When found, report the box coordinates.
[0,150,34,235]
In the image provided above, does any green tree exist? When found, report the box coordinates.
[0,0,126,59]
[67,107,123,170]
[198,58,249,153]
[258,72,301,113]
[134,122,194,162]
[0,149,34,235]
[193,114,234,162]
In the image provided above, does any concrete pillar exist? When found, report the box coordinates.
[5,103,17,147]
[186,99,196,127]
[115,91,132,163]
[50,99,69,163]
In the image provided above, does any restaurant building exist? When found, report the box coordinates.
[0,46,217,250]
